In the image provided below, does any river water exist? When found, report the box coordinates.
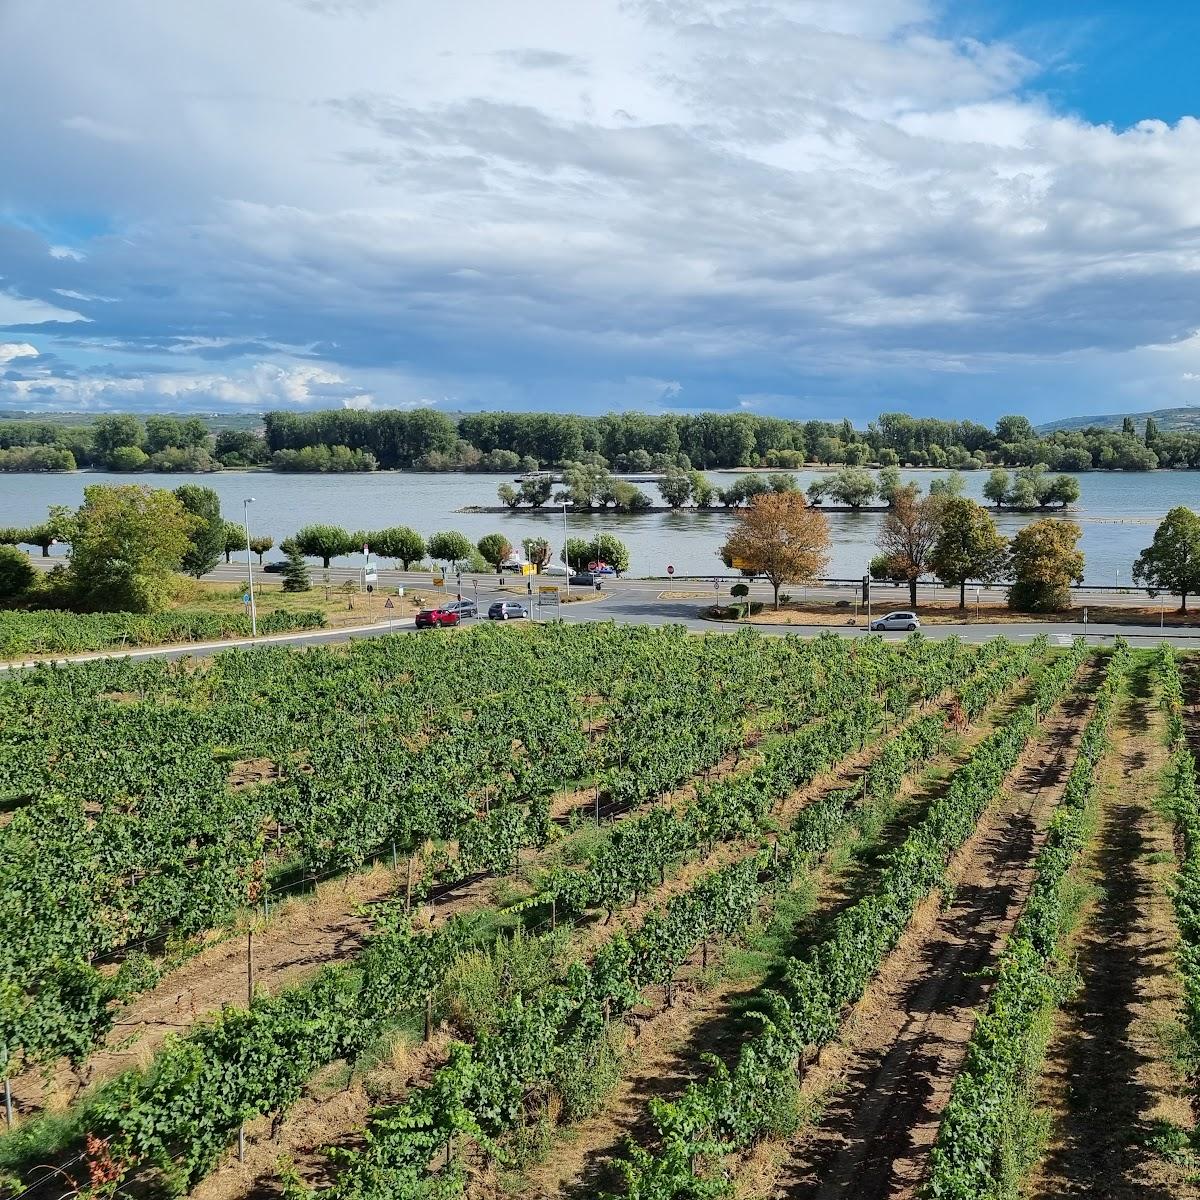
[2,467,1196,584]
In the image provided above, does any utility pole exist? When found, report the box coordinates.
[243,497,258,638]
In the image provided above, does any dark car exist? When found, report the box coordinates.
[569,572,602,586]
[415,607,460,628]
[442,598,478,619]
[488,601,528,620]
[262,560,288,574]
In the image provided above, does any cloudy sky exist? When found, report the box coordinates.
[3,0,1200,424]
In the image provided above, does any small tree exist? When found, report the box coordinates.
[1008,519,1085,612]
[930,498,1009,608]
[497,483,521,509]
[876,485,941,609]
[369,526,425,569]
[983,468,1010,507]
[1133,506,1200,611]
[519,477,553,507]
[477,533,514,571]
[0,545,36,599]
[523,536,552,571]
[689,471,716,508]
[293,524,356,568]
[928,471,965,498]
[657,467,692,509]
[565,533,631,574]
[224,520,245,563]
[427,530,474,569]
[877,466,904,507]
[718,492,829,609]
[249,535,274,565]
[824,467,877,508]
[173,485,225,578]
[281,545,311,592]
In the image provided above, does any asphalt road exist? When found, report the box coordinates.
[4,571,1198,673]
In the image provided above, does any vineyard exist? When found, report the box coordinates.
[1,623,1198,1200]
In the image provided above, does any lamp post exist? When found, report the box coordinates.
[562,500,570,600]
[243,498,258,638]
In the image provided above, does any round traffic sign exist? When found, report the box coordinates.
[666,564,675,576]
[366,584,374,594]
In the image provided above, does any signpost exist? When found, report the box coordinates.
[666,564,675,576]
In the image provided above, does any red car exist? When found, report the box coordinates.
[415,607,460,628]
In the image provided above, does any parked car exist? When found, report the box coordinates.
[870,611,920,632]
[415,607,460,628]
[488,601,529,620]
[569,572,601,586]
[442,598,478,619]
[262,560,288,573]
[541,563,569,576]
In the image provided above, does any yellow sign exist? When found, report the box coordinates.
[432,578,445,587]
[539,585,560,594]
[731,557,752,570]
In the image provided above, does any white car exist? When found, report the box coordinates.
[870,610,921,632]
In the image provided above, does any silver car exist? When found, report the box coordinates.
[442,598,479,619]
[488,601,529,620]
[870,610,920,632]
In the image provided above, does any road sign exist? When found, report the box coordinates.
[732,557,751,570]
[364,572,378,583]
[539,585,560,593]
[432,578,444,587]
[667,564,675,575]
[242,592,250,604]
[384,596,394,609]
[366,584,374,594]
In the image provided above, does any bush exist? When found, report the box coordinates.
[0,546,36,599]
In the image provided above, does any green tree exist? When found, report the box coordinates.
[92,414,143,457]
[0,545,36,599]
[983,468,1010,507]
[1145,416,1159,445]
[370,526,425,569]
[293,524,356,568]
[68,484,200,613]
[223,520,245,563]
[523,536,552,571]
[1133,507,1200,611]
[519,477,554,507]
[281,545,311,592]
[995,414,1035,444]
[1008,519,1085,612]
[657,467,692,508]
[108,445,150,472]
[824,467,877,508]
[497,483,521,509]
[1044,474,1080,507]
[930,498,1009,608]
[174,485,225,577]
[427,530,474,568]
[877,466,904,507]
[928,470,965,498]
[1122,415,1136,436]
[249,535,274,564]
[565,533,630,574]
[689,470,717,508]
[477,533,514,570]
[20,506,75,557]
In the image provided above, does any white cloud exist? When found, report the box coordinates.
[0,291,87,325]
[0,342,38,364]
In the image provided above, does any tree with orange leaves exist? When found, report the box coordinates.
[719,492,830,610]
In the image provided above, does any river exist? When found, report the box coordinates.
[1,467,1194,584]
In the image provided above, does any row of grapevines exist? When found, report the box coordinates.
[1149,646,1200,1085]
[925,639,1130,1199]
[601,638,1091,1199]
[277,639,1044,1200]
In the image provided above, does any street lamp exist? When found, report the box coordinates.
[562,500,570,600]
[243,497,258,638]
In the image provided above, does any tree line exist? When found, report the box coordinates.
[1,407,1195,474]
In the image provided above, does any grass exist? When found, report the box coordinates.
[185,578,424,628]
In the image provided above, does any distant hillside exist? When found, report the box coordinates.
[1037,406,1200,434]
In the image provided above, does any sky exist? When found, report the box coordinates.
[3,0,1200,426]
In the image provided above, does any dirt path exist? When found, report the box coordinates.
[762,676,1097,1200]
[1027,671,1199,1200]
